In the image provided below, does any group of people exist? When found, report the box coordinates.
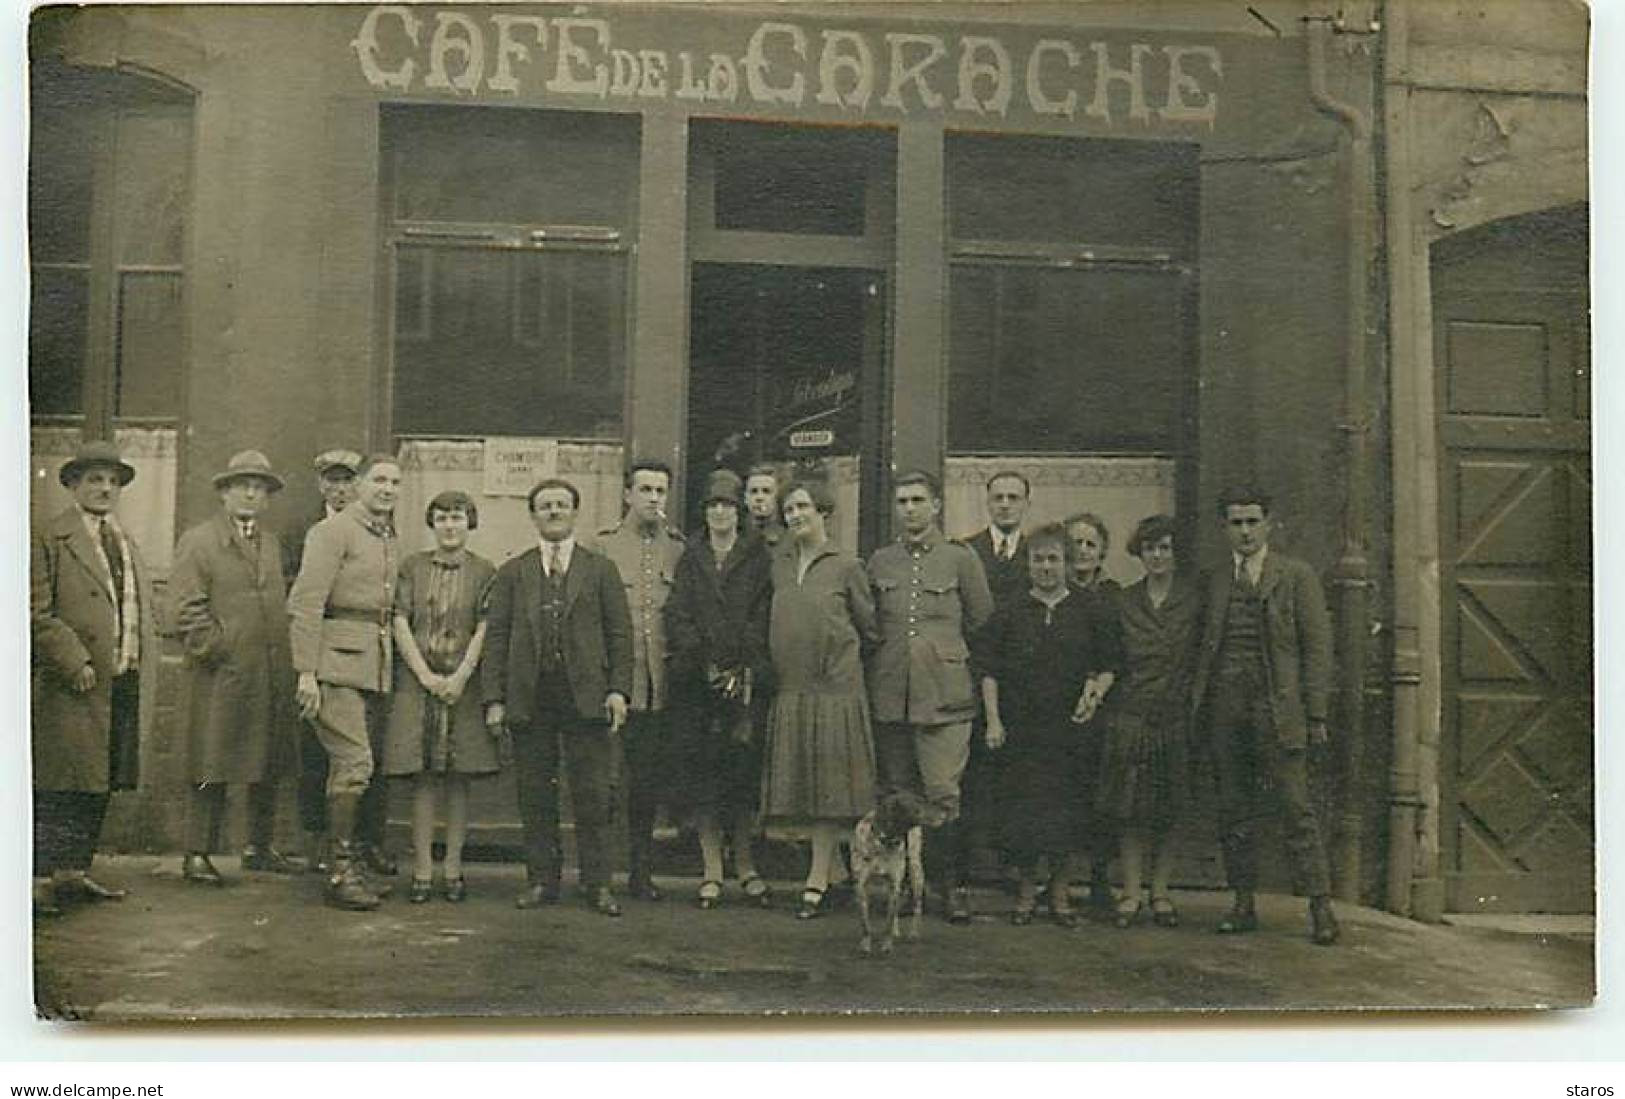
[30,440,1339,946]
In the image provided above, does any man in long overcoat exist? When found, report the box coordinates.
[30,441,159,918]
[172,450,301,886]
[1190,485,1339,945]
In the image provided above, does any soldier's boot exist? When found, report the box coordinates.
[1216,890,1258,934]
[324,794,381,912]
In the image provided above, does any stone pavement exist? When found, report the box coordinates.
[31,855,1594,1022]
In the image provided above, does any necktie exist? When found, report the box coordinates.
[547,543,561,578]
[238,519,256,542]
[100,519,125,597]
[1000,537,1013,562]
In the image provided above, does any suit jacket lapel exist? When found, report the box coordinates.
[561,547,587,619]
[1257,553,1283,602]
[58,511,114,601]
[521,549,544,646]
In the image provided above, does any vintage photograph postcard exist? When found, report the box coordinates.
[22,0,1594,1021]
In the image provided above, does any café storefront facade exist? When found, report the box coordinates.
[27,2,1591,916]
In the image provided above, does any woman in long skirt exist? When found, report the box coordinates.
[979,523,1122,927]
[758,480,879,920]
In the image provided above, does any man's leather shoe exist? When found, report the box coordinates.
[515,883,561,909]
[946,886,972,925]
[242,845,302,874]
[589,886,622,917]
[625,875,663,902]
[182,853,226,887]
[65,874,129,901]
[1309,895,1341,946]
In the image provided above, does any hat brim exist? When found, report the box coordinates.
[213,470,285,492]
[59,458,136,488]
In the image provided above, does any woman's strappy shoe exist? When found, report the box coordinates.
[1150,895,1179,928]
[740,874,772,909]
[1114,897,1145,929]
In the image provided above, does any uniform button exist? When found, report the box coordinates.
[908,629,918,637]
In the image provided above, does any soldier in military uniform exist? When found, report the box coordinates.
[287,454,401,910]
[867,469,995,924]
[281,447,363,872]
[591,458,686,901]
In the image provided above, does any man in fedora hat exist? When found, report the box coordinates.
[30,441,157,917]
[281,447,364,871]
[171,450,302,886]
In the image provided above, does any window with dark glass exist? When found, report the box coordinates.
[28,63,192,423]
[946,133,1198,455]
[381,106,638,440]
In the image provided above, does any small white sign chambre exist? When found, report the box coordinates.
[483,436,559,496]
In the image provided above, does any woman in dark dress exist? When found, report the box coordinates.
[1064,510,1123,916]
[665,469,774,910]
[979,523,1122,927]
[1100,514,1202,928]
[758,481,879,920]
[384,491,498,903]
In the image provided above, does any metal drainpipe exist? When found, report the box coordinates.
[1306,12,1375,904]
[1377,0,1426,919]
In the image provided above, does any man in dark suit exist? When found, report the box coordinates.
[959,470,1032,893]
[484,477,633,917]
[30,441,158,918]
[963,470,1031,608]
[1191,486,1339,945]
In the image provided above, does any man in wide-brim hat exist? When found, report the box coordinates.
[31,440,157,918]
[171,450,302,886]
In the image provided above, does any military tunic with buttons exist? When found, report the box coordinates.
[591,519,686,712]
[866,528,995,726]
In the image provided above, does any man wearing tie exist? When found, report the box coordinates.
[30,441,158,918]
[484,478,633,916]
[960,470,1032,892]
[963,471,1031,608]
[171,450,301,886]
[1191,486,1339,945]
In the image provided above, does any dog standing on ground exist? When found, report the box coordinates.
[852,791,928,956]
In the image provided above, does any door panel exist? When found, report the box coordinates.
[1434,206,1592,914]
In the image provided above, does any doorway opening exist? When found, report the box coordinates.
[687,263,887,557]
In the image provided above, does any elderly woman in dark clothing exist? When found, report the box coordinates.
[384,490,498,903]
[1100,515,1202,928]
[1062,510,1122,916]
[665,469,775,909]
[979,523,1122,927]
